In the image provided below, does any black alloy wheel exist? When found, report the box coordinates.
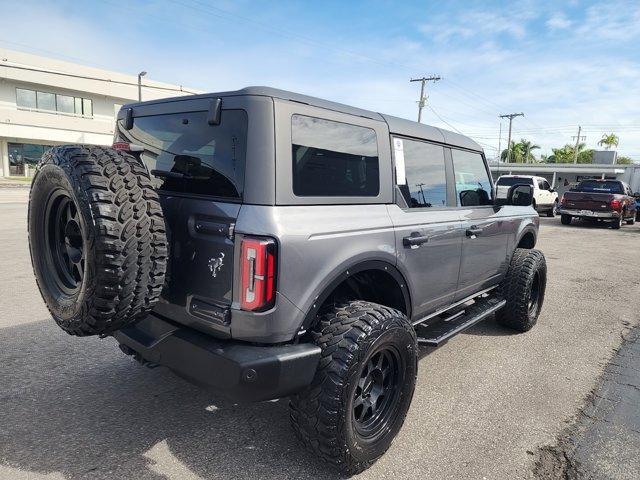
[352,345,402,440]
[44,190,85,295]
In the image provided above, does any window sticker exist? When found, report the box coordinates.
[393,138,406,185]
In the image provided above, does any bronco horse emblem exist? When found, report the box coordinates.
[208,253,225,278]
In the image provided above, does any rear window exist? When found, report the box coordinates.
[117,109,247,198]
[291,115,379,197]
[497,177,534,187]
[574,180,623,194]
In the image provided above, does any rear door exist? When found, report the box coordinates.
[388,137,464,318]
[452,148,510,300]
[115,96,260,333]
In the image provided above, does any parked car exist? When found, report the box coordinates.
[496,175,558,216]
[558,179,637,228]
[27,87,547,475]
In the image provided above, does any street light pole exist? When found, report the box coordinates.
[137,71,147,101]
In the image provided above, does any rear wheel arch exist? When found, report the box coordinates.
[301,260,412,331]
[516,229,536,249]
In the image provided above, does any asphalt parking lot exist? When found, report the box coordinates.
[1,188,638,480]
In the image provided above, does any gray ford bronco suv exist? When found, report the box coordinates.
[28,87,546,475]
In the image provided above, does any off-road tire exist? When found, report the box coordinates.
[289,301,417,475]
[626,214,635,225]
[560,214,571,225]
[496,248,546,332]
[28,145,168,336]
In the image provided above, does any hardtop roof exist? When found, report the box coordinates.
[123,86,483,152]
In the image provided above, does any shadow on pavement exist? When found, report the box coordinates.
[0,320,340,480]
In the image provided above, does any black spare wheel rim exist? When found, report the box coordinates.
[528,271,541,318]
[44,189,85,296]
[352,344,403,441]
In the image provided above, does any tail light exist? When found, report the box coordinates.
[240,236,277,311]
[611,199,622,211]
[560,195,567,205]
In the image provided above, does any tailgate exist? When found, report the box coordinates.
[115,100,248,331]
[563,192,614,212]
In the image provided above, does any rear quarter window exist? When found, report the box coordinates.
[117,109,247,199]
[291,115,379,197]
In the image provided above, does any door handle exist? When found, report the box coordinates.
[466,226,483,237]
[403,232,429,247]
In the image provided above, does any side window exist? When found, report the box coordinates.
[395,137,447,208]
[451,149,493,206]
[292,115,379,197]
[542,180,551,191]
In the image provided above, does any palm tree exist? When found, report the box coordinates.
[598,133,619,150]
[501,139,539,163]
[519,139,540,163]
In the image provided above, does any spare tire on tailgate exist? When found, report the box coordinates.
[28,145,168,336]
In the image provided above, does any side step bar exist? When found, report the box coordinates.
[416,296,506,347]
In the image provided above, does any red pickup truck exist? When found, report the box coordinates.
[558,179,637,229]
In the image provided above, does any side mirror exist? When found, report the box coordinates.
[549,188,555,193]
[495,184,533,207]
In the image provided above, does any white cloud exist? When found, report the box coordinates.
[546,13,572,30]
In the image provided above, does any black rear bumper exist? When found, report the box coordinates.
[113,315,321,402]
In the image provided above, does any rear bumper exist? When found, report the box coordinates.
[113,315,321,402]
[557,208,619,219]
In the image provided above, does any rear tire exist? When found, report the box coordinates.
[626,215,635,225]
[289,301,417,475]
[560,214,572,225]
[496,248,547,332]
[611,214,624,229]
[28,145,168,336]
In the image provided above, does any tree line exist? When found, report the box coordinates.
[500,133,633,164]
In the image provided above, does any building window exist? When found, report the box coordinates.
[7,143,53,176]
[56,94,75,114]
[15,88,93,117]
[36,91,56,111]
[16,88,36,108]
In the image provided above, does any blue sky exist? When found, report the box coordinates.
[2,0,639,160]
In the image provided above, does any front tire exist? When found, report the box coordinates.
[289,301,417,475]
[547,201,558,217]
[560,214,572,225]
[496,248,547,332]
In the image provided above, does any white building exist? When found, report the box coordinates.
[0,48,198,177]
[490,162,640,198]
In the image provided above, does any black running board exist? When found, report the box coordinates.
[416,296,506,347]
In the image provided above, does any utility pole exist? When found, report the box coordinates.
[410,76,441,123]
[571,126,586,164]
[499,112,524,162]
[497,121,502,162]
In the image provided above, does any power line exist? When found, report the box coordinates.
[410,76,440,122]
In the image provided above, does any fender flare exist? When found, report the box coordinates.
[516,225,537,249]
[300,260,412,330]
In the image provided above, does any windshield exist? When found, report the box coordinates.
[574,180,623,194]
[116,109,248,198]
[496,177,534,187]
